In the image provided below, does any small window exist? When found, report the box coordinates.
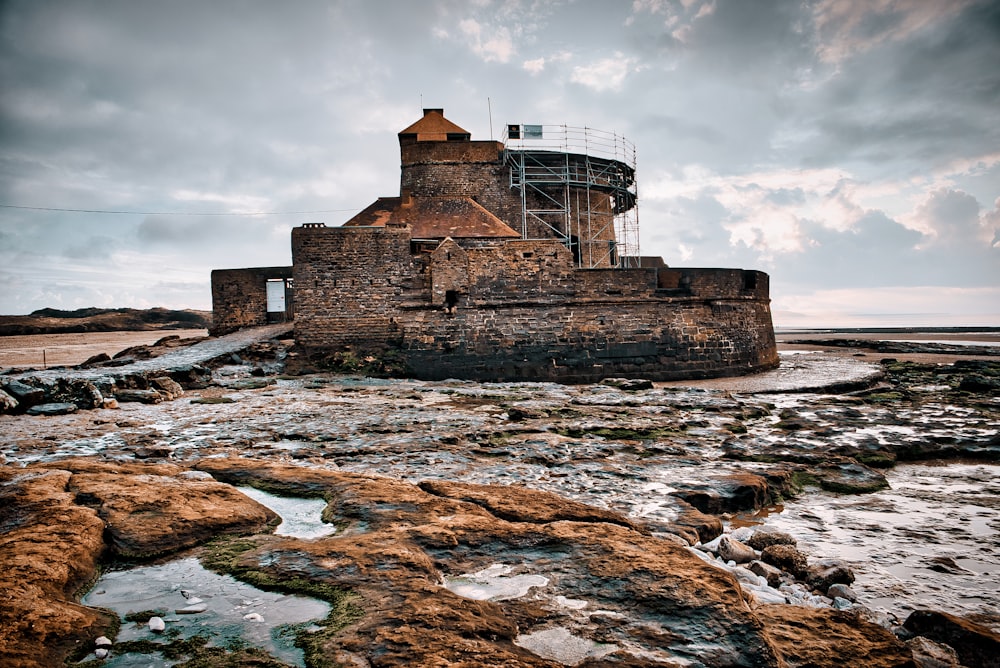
[742,271,758,291]
[524,124,543,139]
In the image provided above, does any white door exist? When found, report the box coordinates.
[266,279,286,313]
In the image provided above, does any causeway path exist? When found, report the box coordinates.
[11,323,293,384]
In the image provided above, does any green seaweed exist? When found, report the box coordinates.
[191,396,236,404]
[855,452,897,469]
[200,537,364,668]
[123,609,168,623]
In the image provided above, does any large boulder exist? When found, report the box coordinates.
[670,472,773,514]
[55,459,279,558]
[903,609,1000,668]
[0,469,115,668]
[757,605,915,668]
[1,380,44,408]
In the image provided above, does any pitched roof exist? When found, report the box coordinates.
[343,196,521,239]
[398,108,471,141]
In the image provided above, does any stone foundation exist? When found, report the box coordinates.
[290,225,778,382]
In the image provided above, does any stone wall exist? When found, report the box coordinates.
[291,224,418,351]
[290,225,778,382]
[210,266,293,336]
[400,298,777,382]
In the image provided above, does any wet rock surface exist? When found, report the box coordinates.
[3,458,917,668]
[0,343,997,666]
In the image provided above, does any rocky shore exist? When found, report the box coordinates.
[1,332,998,667]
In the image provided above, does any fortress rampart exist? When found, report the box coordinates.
[212,108,779,382]
[288,225,777,382]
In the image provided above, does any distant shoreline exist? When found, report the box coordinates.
[775,326,1000,334]
[0,307,211,336]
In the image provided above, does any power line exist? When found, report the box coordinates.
[0,203,360,216]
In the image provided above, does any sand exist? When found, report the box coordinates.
[0,329,208,370]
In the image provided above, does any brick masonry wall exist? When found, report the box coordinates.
[400,141,619,262]
[291,226,779,382]
[291,225,419,350]
[210,266,293,335]
[400,298,777,382]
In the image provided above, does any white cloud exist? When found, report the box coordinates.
[458,18,514,63]
[522,57,546,75]
[570,53,638,92]
[0,1,996,324]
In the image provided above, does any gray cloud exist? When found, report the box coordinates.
[0,0,997,323]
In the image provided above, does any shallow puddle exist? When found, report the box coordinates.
[82,557,330,666]
[443,563,549,601]
[236,486,335,539]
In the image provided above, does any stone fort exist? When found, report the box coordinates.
[211,109,778,382]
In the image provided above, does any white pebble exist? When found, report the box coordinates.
[176,603,208,614]
[95,648,109,659]
[94,636,112,647]
[243,612,265,622]
[148,616,165,632]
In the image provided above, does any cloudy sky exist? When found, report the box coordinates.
[1,0,998,327]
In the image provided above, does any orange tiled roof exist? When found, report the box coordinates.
[398,109,470,141]
[343,196,520,239]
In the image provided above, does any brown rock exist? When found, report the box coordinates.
[79,352,111,367]
[149,376,184,400]
[746,528,796,550]
[756,604,916,668]
[0,388,18,412]
[418,478,646,532]
[815,461,890,494]
[668,498,724,544]
[113,388,162,404]
[903,609,1000,668]
[806,558,855,591]
[2,458,925,668]
[671,472,772,514]
[761,544,810,579]
[718,535,757,564]
[48,458,279,558]
[749,560,784,588]
[0,469,116,668]
[906,636,962,668]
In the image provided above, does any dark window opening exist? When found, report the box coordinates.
[742,271,758,291]
[445,290,459,314]
[570,235,581,265]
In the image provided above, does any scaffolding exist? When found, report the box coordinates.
[504,124,639,268]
